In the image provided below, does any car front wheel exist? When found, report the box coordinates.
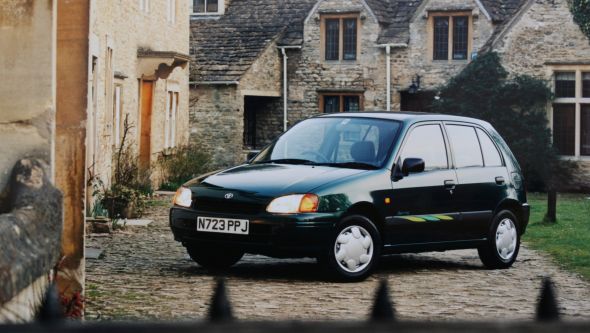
[478,210,520,269]
[186,245,244,270]
[325,215,381,281]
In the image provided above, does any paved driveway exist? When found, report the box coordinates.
[86,195,590,321]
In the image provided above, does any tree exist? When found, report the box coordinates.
[430,52,578,222]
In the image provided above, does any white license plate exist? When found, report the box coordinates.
[196,216,249,235]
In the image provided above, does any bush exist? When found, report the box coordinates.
[95,114,151,219]
[157,143,212,191]
[430,52,578,191]
[572,0,590,41]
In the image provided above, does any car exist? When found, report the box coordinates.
[170,112,530,281]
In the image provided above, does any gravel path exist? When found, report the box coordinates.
[85,194,590,321]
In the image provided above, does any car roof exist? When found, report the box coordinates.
[318,111,492,128]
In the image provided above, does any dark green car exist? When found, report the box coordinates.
[170,112,529,280]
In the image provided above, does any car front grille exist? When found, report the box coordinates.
[193,197,265,215]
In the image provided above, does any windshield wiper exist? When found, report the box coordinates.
[257,159,317,165]
[317,162,379,170]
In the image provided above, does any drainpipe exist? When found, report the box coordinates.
[386,45,391,112]
[378,43,407,112]
[281,48,288,132]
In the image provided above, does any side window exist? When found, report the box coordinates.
[446,125,484,168]
[476,128,503,167]
[400,125,448,171]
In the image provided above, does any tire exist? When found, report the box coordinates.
[325,215,381,281]
[186,245,244,270]
[478,210,520,269]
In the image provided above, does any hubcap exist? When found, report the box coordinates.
[334,225,374,273]
[495,218,517,260]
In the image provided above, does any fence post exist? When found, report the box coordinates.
[209,278,233,322]
[370,279,395,321]
[536,277,560,321]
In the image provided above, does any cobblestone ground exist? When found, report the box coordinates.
[86,194,590,321]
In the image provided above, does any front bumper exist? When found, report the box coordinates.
[169,206,340,257]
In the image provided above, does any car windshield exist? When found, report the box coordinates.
[253,117,401,169]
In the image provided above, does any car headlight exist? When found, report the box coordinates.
[266,194,319,214]
[173,187,192,208]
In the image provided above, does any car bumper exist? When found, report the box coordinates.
[169,207,340,257]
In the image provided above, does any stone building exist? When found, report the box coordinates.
[1,0,191,320]
[189,0,590,184]
[88,0,191,190]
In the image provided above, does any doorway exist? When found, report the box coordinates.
[400,91,436,112]
[243,96,281,150]
[139,80,154,168]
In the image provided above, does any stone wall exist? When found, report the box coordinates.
[287,0,387,124]
[89,0,190,188]
[0,0,56,202]
[190,40,283,167]
[493,0,590,189]
[190,84,242,167]
[0,1,61,321]
[400,0,495,92]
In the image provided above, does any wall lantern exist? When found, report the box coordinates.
[408,75,421,94]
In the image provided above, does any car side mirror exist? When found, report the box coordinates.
[402,158,425,176]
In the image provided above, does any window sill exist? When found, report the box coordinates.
[322,60,359,65]
[431,59,470,64]
[559,155,590,162]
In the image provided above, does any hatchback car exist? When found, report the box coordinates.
[170,112,529,280]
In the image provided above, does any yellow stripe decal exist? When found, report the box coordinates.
[399,216,427,222]
[433,215,454,221]
[398,215,454,223]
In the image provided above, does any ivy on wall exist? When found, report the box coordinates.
[571,0,590,40]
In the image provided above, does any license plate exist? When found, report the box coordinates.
[196,216,249,235]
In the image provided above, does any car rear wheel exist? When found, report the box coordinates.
[186,245,244,270]
[478,210,520,269]
[325,215,381,281]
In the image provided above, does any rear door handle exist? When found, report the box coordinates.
[444,180,456,190]
[495,176,505,185]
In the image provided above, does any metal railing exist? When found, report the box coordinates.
[1,277,588,332]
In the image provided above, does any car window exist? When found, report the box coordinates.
[400,124,448,171]
[476,128,503,167]
[254,117,401,168]
[446,125,484,168]
[334,124,380,162]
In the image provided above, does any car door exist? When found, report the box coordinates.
[444,124,509,240]
[385,123,460,245]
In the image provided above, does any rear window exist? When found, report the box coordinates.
[476,128,503,167]
[446,125,484,168]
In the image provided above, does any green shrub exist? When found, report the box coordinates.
[94,114,151,219]
[157,143,212,191]
[572,0,590,41]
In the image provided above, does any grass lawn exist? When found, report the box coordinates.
[524,192,590,280]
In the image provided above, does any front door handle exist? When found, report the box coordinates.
[444,180,456,190]
[495,176,505,185]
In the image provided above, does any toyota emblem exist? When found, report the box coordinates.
[224,193,234,199]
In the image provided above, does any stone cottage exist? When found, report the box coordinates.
[189,0,590,184]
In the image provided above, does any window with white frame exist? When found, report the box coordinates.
[551,68,590,158]
[167,0,176,23]
[165,85,179,149]
[139,0,150,13]
[192,0,224,15]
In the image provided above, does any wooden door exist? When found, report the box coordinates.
[139,80,154,168]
